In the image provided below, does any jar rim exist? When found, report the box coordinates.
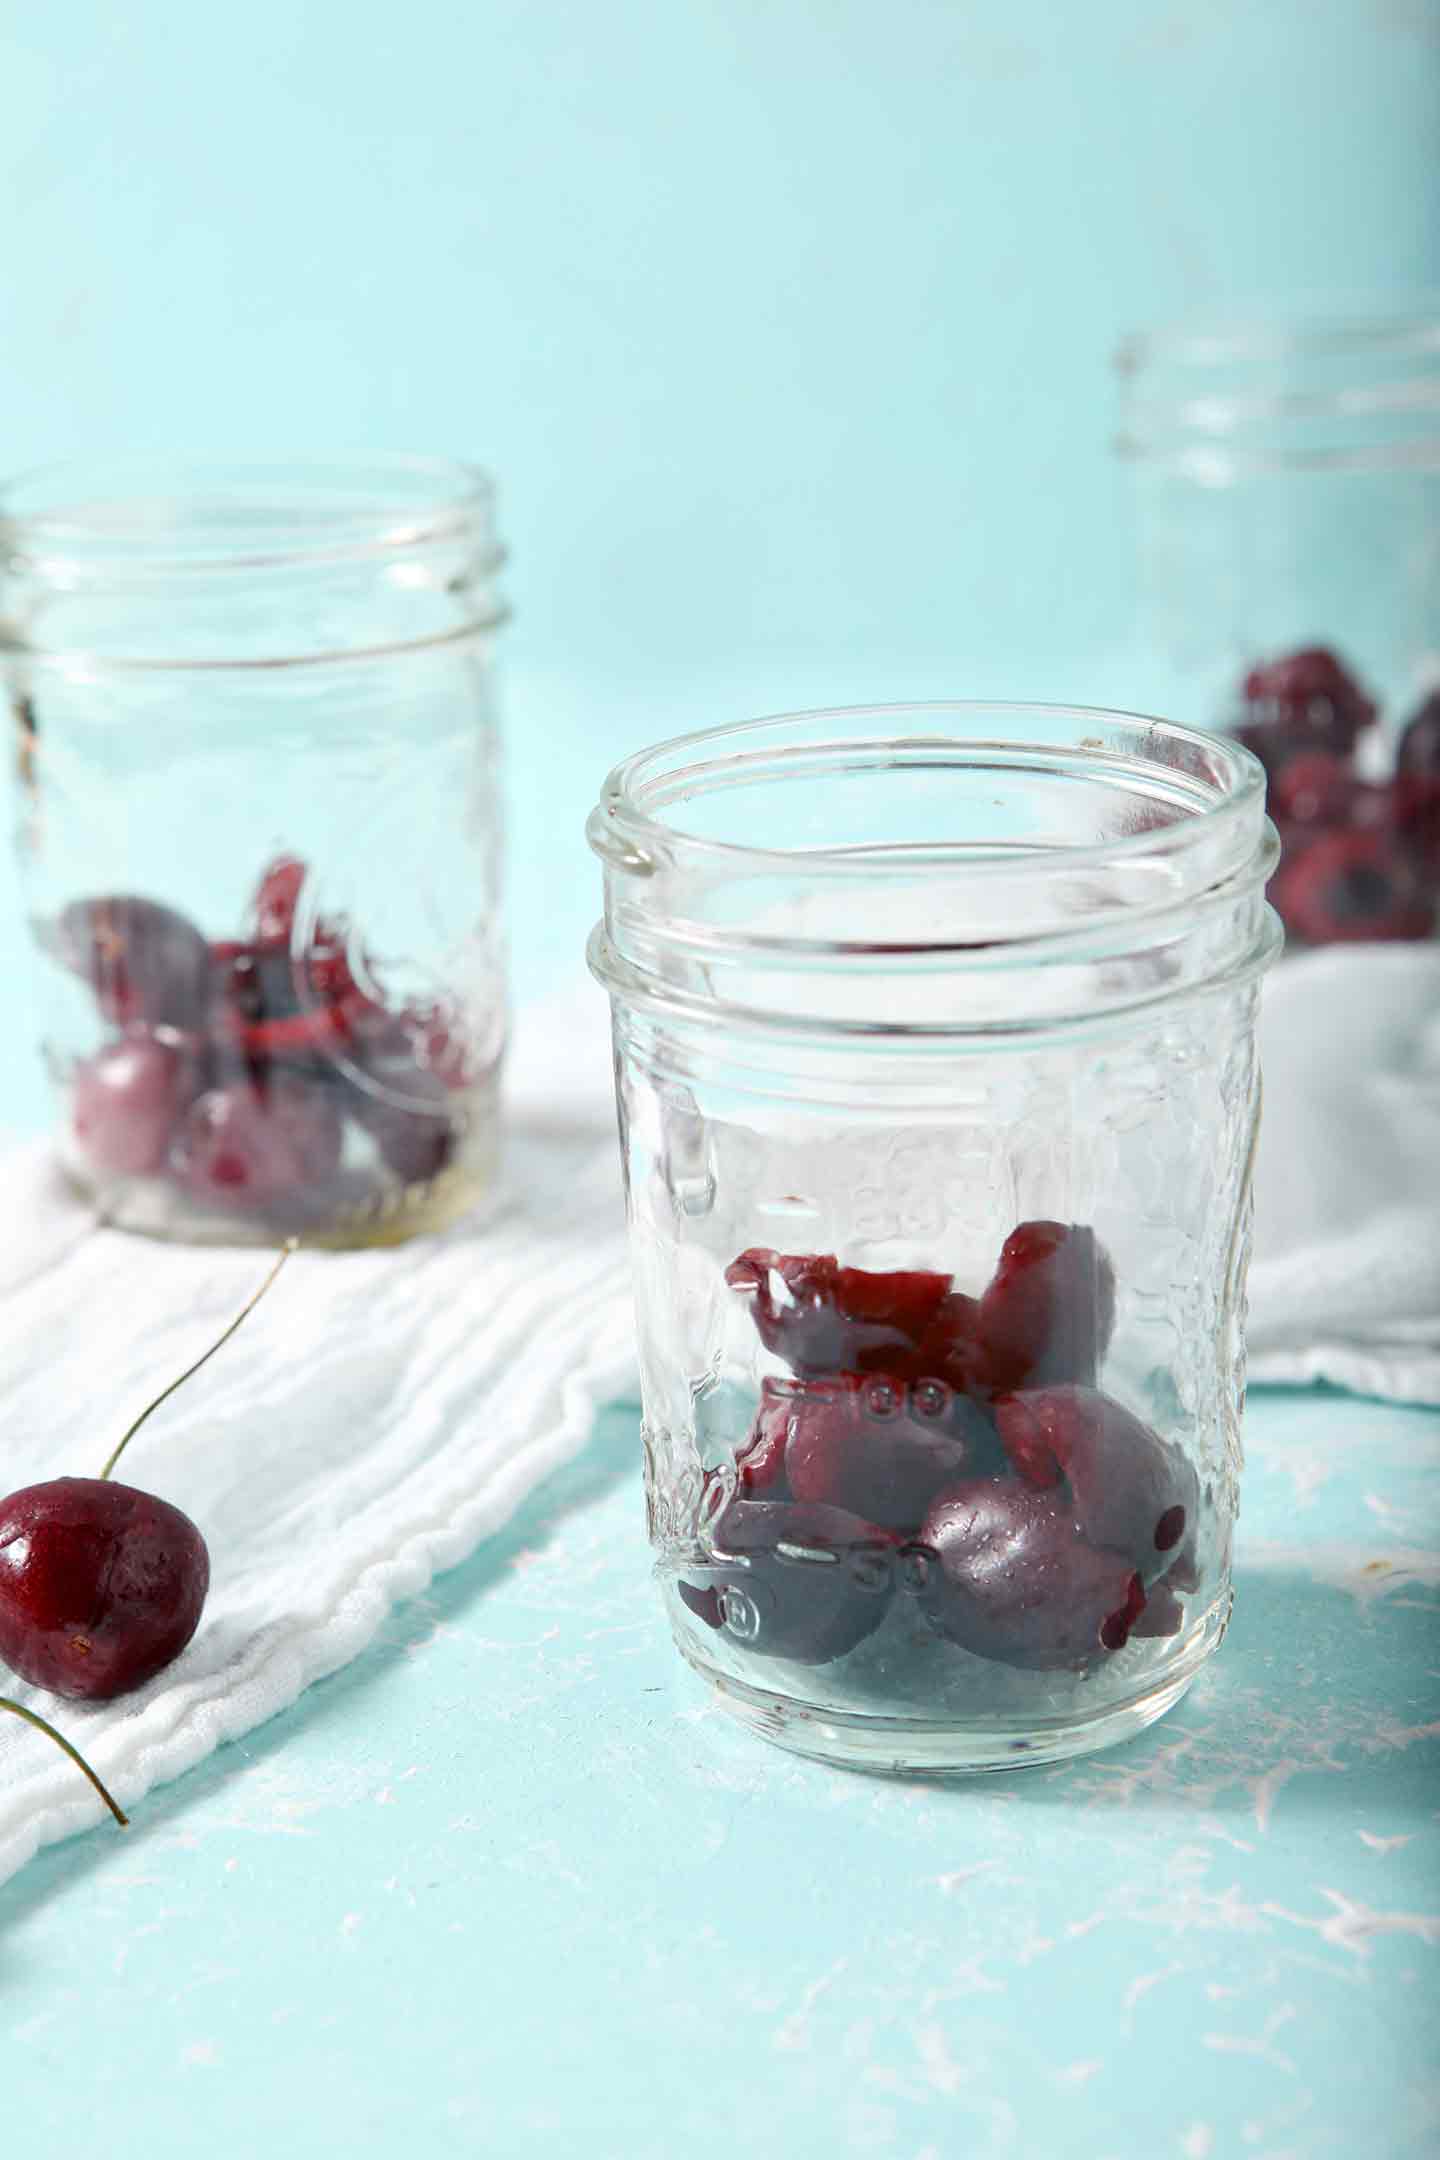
[590,700,1267,883]
[0,451,498,577]
[588,703,1278,1043]
[1116,299,1440,379]
[1115,299,1440,472]
[0,453,506,668]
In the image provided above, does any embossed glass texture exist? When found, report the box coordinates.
[2,457,507,1245]
[590,704,1280,1773]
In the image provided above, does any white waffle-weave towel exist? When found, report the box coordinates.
[1248,944,1440,1404]
[0,1008,634,1886]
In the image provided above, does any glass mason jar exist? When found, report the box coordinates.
[1,455,507,1246]
[1116,306,1440,949]
[589,703,1280,1774]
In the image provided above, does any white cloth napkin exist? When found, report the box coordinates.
[0,1005,636,1886]
[1247,944,1440,1404]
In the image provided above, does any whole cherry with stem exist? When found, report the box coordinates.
[0,1243,294,1703]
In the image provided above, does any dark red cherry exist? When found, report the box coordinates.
[46,895,213,1030]
[302,920,363,1005]
[0,1478,209,1701]
[72,1027,198,1177]
[1270,827,1434,945]
[733,1384,795,1498]
[212,939,301,1030]
[909,1479,1145,1670]
[395,1001,476,1092]
[1268,753,1383,834]
[1394,691,1440,879]
[251,855,307,944]
[725,1249,985,1388]
[173,1075,343,1211]
[780,1373,997,1534]
[1398,690,1440,777]
[356,1095,458,1184]
[1241,646,1377,755]
[726,1249,950,1375]
[344,1038,461,1184]
[978,1221,1116,1391]
[994,1386,1198,1579]
[678,1498,898,1665]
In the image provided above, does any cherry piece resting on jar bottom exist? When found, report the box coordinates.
[1267,753,1388,836]
[346,1060,458,1184]
[172,1075,344,1211]
[0,1477,210,1701]
[775,1374,999,1534]
[251,854,307,944]
[1394,690,1440,876]
[993,1385,1198,1581]
[678,1498,898,1665]
[48,895,214,1032]
[910,1479,1147,1671]
[978,1220,1116,1391]
[72,1028,198,1178]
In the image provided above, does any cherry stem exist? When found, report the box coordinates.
[0,1696,128,1827]
[99,1240,297,1483]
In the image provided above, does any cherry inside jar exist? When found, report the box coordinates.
[589,701,1279,1774]
[3,455,508,1245]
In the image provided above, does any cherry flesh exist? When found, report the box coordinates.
[72,1028,198,1178]
[993,1385,1198,1579]
[1240,645,1376,755]
[725,1249,971,1382]
[173,1076,344,1213]
[1395,691,1440,877]
[978,1221,1116,1391]
[48,860,473,1219]
[1270,828,1434,945]
[910,1478,1147,1671]
[679,1498,899,1665]
[716,1219,1202,1682]
[778,1374,998,1534]
[49,896,213,1031]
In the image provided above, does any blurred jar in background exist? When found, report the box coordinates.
[1117,306,1440,949]
[1,456,508,1246]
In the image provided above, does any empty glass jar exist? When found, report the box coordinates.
[589,703,1280,1773]
[2,456,507,1245]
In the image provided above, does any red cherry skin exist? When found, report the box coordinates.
[0,1477,209,1701]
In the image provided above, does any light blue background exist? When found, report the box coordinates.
[3,0,1438,1066]
[1,7,1438,2155]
